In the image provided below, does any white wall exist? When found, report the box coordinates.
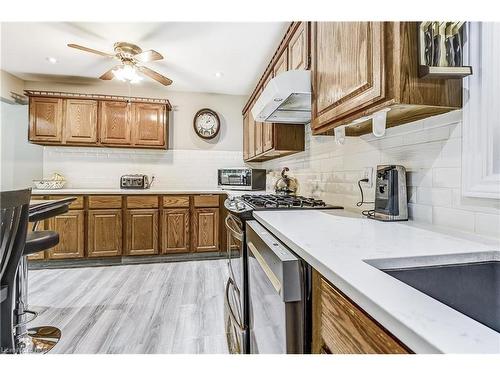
[23,80,246,189]
[0,102,43,190]
[258,110,500,239]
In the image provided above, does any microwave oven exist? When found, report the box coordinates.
[217,168,266,190]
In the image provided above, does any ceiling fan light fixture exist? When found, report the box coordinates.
[112,64,143,84]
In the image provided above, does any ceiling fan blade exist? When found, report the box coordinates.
[138,66,172,86]
[68,43,114,58]
[99,66,120,80]
[134,49,163,62]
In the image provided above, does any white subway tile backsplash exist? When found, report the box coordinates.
[474,213,500,238]
[261,110,499,239]
[417,187,453,206]
[433,168,461,188]
[432,206,475,232]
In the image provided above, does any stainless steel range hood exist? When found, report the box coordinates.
[251,70,311,124]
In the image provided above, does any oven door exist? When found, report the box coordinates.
[224,213,249,353]
[224,276,246,354]
[225,213,244,286]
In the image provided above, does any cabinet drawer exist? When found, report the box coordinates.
[88,195,123,209]
[126,195,159,208]
[319,277,409,354]
[193,194,219,208]
[48,195,84,209]
[162,195,190,208]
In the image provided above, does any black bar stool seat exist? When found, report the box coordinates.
[23,231,59,257]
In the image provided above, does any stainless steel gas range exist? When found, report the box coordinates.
[223,194,343,354]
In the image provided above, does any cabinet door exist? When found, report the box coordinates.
[161,209,190,254]
[311,22,385,131]
[273,49,289,77]
[288,22,309,70]
[248,109,256,159]
[254,120,263,155]
[132,103,166,147]
[29,97,63,142]
[47,210,84,259]
[63,99,98,144]
[100,101,132,145]
[126,209,159,255]
[243,113,250,160]
[88,210,122,257]
[261,75,274,152]
[192,208,219,252]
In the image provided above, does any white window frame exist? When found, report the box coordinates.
[462,22,500,199]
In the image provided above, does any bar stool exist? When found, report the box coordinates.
[0,189,31,354]
[13,198,74,354]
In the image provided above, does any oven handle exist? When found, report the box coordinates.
[225,214,244,242]
[247,242,282,294]
[225,278,246,332]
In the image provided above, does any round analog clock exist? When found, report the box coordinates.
[193,108,220,139]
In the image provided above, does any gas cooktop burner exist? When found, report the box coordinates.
[240,194,341,209]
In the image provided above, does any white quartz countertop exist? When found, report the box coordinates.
[252,209,500,354]
[32,188,228,195]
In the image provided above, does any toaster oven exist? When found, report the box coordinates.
[120,174,152,189]
[218,168,266,191]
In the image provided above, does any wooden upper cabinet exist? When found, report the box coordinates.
[99,101,132,145]
[63,99,98,144]
[132,103,166,147]
[126,209,159,256]
[161,208,190,254]
[311,22,385,131]
[288,22,309,70]
[273,49,289,77]
[192,208,219,252]
[254,121,263,156]
[243,113,250,161]
[47,210,85,259]
[29,97,63,142]
[261,75,274,153]
[248,107,256,159]
[88,209,123,257]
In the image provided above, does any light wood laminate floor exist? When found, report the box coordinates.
[28,260,229,354]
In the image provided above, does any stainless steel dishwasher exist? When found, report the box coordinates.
[246,220,311,354]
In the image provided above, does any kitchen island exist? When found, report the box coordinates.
[252,209,500,354]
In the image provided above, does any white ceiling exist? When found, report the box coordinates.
[1,22,288,96]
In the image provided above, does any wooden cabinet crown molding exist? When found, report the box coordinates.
[24,90,171,109]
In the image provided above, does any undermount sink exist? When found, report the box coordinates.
[366,252,500,333]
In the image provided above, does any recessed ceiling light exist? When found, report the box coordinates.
[46,57,58,64]
[215,72,223,78]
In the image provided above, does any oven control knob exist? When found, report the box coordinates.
[236,202,246,211]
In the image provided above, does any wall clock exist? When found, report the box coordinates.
[193,108,220,139]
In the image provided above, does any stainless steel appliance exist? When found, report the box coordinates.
[373,165,408,221]
[274,167,298,195]
[218,168,266,191]
[246,220,309,353]
[223,193,342,354]
[224,212,248,354]
[120,174,153,189]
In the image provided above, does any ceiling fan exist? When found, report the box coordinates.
[67,42,172,86]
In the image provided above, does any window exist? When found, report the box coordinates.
[462,22,500,199]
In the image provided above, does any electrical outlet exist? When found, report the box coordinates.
[363,167,373,188]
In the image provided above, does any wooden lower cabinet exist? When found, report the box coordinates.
[126,209,159,256]
[46,210,85,259]
[88,210,123,257]
[312,270,410,354]
[192,208,219,252]
[161,209,190,254]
